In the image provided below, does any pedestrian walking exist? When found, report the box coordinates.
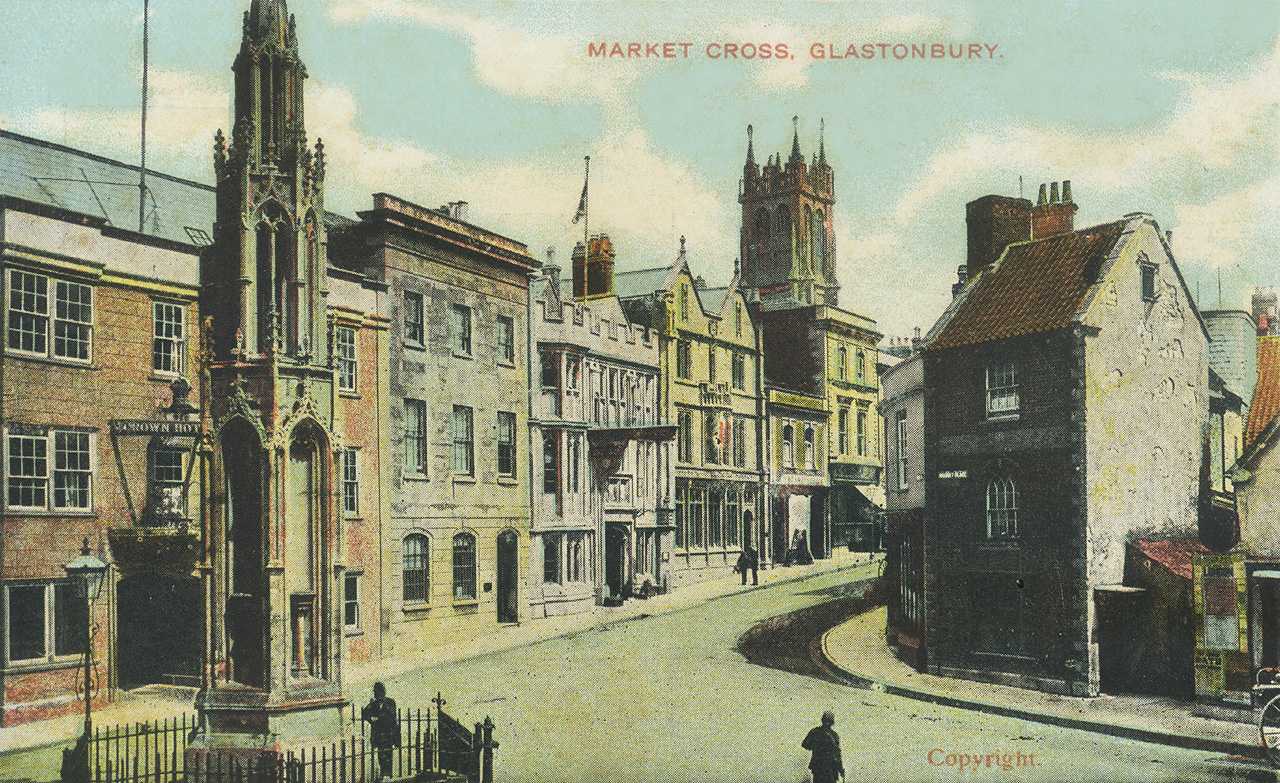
[361,681,400,781]
[801,710,844,783]
[743,544,759,585]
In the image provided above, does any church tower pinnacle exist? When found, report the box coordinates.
[738,117,838,309]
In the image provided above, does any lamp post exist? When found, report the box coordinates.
[64,537,108,736]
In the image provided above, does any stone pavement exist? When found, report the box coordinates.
[0,551,877,756]
[821,606,1265,760]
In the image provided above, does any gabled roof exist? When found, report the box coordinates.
[929,220,1128,351]
[1246,336,1280,450]
[0,128,215,247]
[700,286,730,313]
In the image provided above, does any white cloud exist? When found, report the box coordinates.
[841,36,1280,335]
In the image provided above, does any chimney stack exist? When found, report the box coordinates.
[1031,179,1078,239]
[965,194,1032,280]
[586,234,616,298]
[952,264,969,298]
[571,241,588,299]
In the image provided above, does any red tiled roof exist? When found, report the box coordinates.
[1133,538,1210,581]
[929,221,1128,351]
[1246,336,1280,449]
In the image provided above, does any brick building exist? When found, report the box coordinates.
[617,241,768,583]
[526,239,675,616]
[736,119,884,556]
[923,184,1208,697]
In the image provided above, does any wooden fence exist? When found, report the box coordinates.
[84,699,496,783]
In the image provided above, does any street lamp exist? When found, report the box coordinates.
[64,537,108,735]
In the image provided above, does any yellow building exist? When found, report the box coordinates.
[618,240,768,583]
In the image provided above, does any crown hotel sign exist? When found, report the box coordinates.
[109,419,201,436]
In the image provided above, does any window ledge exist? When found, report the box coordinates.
[497,360,516,369]
[8,354,98,371]
[403,340,426,351]
[402,601,431,614]
[402,473,430,483]
[150,371,184,383]
[338,390,361,400]
[452,598,480,608]
[452,475,477,485]
[985,413,1021,423]
[4,508,96,517]
[343,515,365,522]
[344,627,364,638]
[497,476,518,486]
[452,351,473,361]
[3,657,81,675]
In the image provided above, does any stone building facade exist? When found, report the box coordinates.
[736,119,883,557]
[764,387,828,565]
[527,240,675,616]
[924,187,1208,697]
[618,243,768,583]
[338,192,537,650]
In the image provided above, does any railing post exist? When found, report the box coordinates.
[480,717,497,783]
[471,722,482,783]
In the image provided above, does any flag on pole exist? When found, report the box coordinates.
[572,156,589,224]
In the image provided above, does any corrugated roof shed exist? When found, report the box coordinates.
[0,129,215,246]
[1246,336,1280,448]
[929,220,1127,351]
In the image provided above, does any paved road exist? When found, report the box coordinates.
[0,562,1266,782]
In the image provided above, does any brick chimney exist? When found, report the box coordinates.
[587,234,616,297]
[1031,179,1077,239]
[965,194,1032,280]
[573,234,616,299]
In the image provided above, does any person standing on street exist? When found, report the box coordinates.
[802,710,844,783]
[362,681,400,781]
[743,544,759,585]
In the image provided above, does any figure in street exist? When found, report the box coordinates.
[362,682,400,781]
[736,544,759,586]
[802,710,844,783]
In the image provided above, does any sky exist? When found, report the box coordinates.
[1,0,1277,337]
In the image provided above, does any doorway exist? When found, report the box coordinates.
[605,525,629,599]
[117,574,200,689]
[497,531,519,624]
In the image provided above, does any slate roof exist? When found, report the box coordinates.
[928,220,1128,351]
[1132,538,1210,581]
[1246,336,1280,449]
[700,286,730,313]
[612,266,673,300]
[0,129,215,247]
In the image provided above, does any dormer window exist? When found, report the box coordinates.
[986,361,1019,417]
[1141,263,1157,302]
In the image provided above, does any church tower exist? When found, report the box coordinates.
[738,117,838,309]
[194,0,347,757]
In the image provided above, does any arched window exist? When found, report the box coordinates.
[782,423,794,468]
[986,478,1018,539]
[803,206,814,271]
[775,207,791,259]
[804,426,816,470]
[679,285,690,322]
[403,533,429,603]
[812,210,826,270]
[754,208,769,247]
[836,346,848,380]
[452,532,477,600]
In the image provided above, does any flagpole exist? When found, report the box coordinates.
[583,155,590,251]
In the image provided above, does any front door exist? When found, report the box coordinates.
[605,526,628,599]
[496,531,519,623]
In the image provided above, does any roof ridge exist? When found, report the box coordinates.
[1,127,216,192]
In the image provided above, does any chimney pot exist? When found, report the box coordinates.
[1049,182,1060,204]
[1037,184,1047,206]
[1062,180,1072,203]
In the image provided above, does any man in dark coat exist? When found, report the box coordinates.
[801,710,844,783]
[743,545,759,585]
[362,681,399,780]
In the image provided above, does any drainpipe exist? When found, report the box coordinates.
[525,270,538,623]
